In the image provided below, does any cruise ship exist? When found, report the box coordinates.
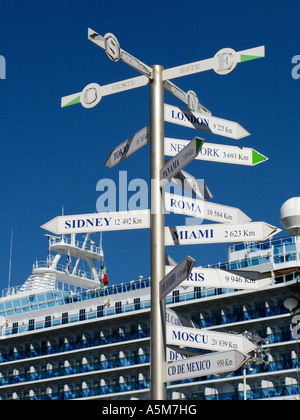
[1,199,300,401]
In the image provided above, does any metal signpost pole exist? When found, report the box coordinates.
[150,64,166,400]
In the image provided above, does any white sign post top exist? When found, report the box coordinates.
[61,75,149,109]
[166,324,256,354]
[163,45,265,80]
[165,350,247,383]
[88,29,153,79]
[41,209,150,235]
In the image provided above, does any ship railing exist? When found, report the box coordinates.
[228,235,295,254]
[33,260,102,282]
[48,235,102,256]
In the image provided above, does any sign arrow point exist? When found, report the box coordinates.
[41,217,58,235]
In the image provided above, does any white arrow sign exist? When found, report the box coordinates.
[163,45,265,80]
[166,266,274,290]
[160,137,204,187]
[164,192,251,224]
[105,126,150,168]
[165,103,249,140]
[166,346,199,363]
[163,80,211,115]
[164,137,268,166]
[166,307,199,329]
[170,167,213,201]
[165,350,247,383]
[166,324,256,354]
[61,75,149,108]
[41,209,150,235]
[88,29,153,78]
[165,222,281,246]
[160,256,195,300]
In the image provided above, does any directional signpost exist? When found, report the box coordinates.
[164,192,251,224]
[160,256,195,300]
[166,222,280,246]
[165,137,268,166]
[166,266,274,290]
[160,137,204,186]
[58,28,274,399]
[166,324,257,354]
[41,209,150,235]
[165,350,247,383]
[165,103,250,140]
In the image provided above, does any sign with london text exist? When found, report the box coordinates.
[164,104,250,140]
[160,137,204,186]
[41,209,150,235]
[165,350,247,383]
[160,256,195,300]
[164,192,251,224]
[164,137,268,166]
[165,266,274,290]
[166,324,256,354]
[165,222,281,246]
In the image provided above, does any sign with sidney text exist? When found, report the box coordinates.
[41,210,150,235]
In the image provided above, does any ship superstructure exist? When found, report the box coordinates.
[0,223,299,400]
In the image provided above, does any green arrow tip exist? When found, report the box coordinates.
[240,54,263,62]
[61,96,81,108]
[252,150,268,165]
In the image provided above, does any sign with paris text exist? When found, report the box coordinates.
[164,192,251,224]
[166,324,256,354]
[41,210,150,235]
[160,256,195,300]
[165,222,281,246]
[164,137,268,166]
[165,350,247,383]
[164,104,250,140]
[160,137,204,187]
[165,266,274,290]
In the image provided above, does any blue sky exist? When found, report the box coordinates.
[1,0,300,291]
